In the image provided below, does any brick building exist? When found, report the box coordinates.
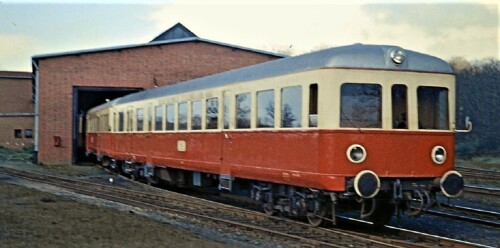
[32,23,284,165]
[0,71,34,149]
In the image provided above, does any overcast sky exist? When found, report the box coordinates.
[0,0,498,72]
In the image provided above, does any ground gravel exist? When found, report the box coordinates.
[1,162,498,247]
[0,164,286,248]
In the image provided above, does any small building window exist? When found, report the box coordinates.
[236,93,251,129]
[340,83,382,128]
[257,90,274,128]
[25,129,33,139]
[191,100,202,130]
[281,86,302,128]
[154,106,163,131]
[14,129,22,138]
[178,102,188,130]
[136,108,144,131]
[206,98,218,129]
[166,104,175,130]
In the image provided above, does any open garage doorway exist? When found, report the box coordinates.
[73,87,142,163]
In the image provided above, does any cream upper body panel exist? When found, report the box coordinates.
[88,68,455,133]
[87,44,455,133]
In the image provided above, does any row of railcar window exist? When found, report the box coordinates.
[108,84,318,133]
[88,82,449,133]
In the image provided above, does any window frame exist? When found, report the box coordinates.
[14,129,22,139]
[178,102,188,131]
[235,93,251,129]
[136,108,145,132]
[257,89,275,128]
[154,105,163,131]
[206,97,219,130]
[417,86,450,130]
[281,85,302,128]
[191,100,202,130]
[339,82,382,129]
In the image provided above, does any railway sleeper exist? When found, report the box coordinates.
[93,159,455,228]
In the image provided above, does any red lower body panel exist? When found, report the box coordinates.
[87,129,454,191]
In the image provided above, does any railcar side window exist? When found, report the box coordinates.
[257,90,274,128]
[192,100,202,130]
[206,98,218,129]
[340,83,382,128]
[148,107,153,131]
[392,85,408,129]
[178,102,188,130]
[127,110,133,132]
[309,84,318,128]
[166,104,175,131]
[136,108,144,131]
[281,86,302,128]
[236,93,251,129]
[118,112,124,132]
[154,106,163,131]
[223,95,230,129]
[417,86,449,130]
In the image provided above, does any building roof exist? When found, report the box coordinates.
[32,37,285,61]
[90,43,453,112]
[0,71,32,79]
[150,23,197,42]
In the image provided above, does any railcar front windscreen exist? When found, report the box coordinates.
[417,86,449,130]
[340,83,382,128]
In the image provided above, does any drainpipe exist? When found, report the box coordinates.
[32,59,39,164]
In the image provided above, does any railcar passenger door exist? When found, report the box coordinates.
[220,91,232,175]
[126,107,134,159]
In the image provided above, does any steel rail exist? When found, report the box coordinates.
[456,167,500,181]
[464,185,500,197]
[0,166,402,248]
[0,166,487,248]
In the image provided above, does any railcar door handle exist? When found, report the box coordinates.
[455,116,473,133]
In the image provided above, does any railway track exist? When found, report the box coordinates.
[427,203,500,228]
[0,166,486,248]
[457,167,500,184]
[464,185,500,197]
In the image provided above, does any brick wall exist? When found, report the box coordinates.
[0,74,33,113]
[37,41,281,164]
[0,117,34,148]
[0,72,34,149]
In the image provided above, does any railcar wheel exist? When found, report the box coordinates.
[369,199,395,227]
[307,198,330,227]
[262,202,275,216]
[404,189,425,217]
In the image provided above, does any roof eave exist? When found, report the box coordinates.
[31,37,286,61]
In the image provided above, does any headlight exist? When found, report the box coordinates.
[431,146,447,164]
[347,144,367,163]
[390,49,406,64]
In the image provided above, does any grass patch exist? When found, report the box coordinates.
[0,146,34,163]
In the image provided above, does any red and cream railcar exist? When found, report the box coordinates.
[86,44,466,226]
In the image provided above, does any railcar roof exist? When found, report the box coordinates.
[90,44,453,113]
